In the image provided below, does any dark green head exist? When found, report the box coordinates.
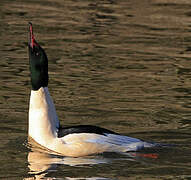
[28,22,48,91]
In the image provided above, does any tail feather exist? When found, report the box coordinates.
[84,133,171,153]
[103,134,145,151]
[104,134,172,152]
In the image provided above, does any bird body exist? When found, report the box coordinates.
[28,87,148,157]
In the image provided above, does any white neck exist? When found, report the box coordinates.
[28,87,60,146]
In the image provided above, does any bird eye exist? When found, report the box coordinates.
[35,52,39,56]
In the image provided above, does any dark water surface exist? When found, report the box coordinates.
[0,0,191,179]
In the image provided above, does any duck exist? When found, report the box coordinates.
[28,22,155,157]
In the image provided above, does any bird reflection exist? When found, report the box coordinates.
[24,138,159,180]
[25,149,112,180]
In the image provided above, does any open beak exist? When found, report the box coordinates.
[29,22,35,49]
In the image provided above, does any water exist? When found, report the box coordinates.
[0,0,191,179]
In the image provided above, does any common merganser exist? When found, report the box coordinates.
[28,22,154,157]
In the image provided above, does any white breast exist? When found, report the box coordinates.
[28,87,59,147]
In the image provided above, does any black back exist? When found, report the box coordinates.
[57,125,118,138]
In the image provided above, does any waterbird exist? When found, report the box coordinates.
[28,22,156,157]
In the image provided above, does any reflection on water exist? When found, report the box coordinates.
[0,0,191,179]
[26,149,110,179]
